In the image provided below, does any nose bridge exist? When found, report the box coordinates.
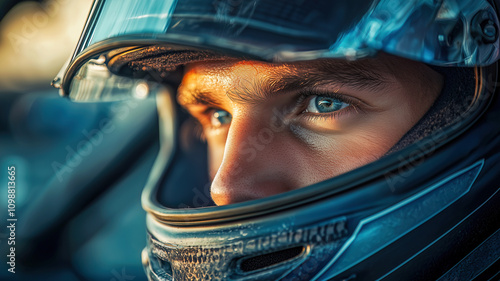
[228,110,275,165]
[210,109,292,205]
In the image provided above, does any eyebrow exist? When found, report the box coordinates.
[178,88,224,108]
[177,59,392,107]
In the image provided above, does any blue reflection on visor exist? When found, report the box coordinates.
[89,0,178,46]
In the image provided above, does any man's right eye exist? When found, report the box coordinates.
[210,109,232,128]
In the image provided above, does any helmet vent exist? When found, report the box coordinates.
[158,257,173,278]
[238,246,305,273]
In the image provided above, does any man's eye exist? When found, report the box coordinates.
[210,109,232,127]
[304,95,349,113]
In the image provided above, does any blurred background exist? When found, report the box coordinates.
[0,1,157,280]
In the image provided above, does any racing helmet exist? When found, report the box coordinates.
[53,0,500,280]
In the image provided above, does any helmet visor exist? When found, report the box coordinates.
[55,0,500,101]
[81,0,499,65]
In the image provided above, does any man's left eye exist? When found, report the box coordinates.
[305,95,350,113]
[210,109,232,127]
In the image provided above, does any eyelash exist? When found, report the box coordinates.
[195,108,231,135]
[295,90,360,121]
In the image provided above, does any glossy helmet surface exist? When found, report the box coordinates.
[54,0,500,280]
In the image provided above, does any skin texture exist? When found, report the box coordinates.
[175,54,443,206]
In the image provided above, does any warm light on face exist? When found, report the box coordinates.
[174,54,443,206]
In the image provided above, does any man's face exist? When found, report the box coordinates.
[175,54,442,206]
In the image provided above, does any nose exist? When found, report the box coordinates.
[210,112,296,206]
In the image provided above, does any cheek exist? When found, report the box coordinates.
[325,143,378,172]
[291,128,394,183]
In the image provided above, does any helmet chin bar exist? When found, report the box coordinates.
[146,216,349,281]
[142,161,486,280]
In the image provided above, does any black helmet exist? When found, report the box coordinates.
[54,0,500,280]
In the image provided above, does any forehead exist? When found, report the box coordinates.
[178,55,402,102]
[177,55,413,107]
[183,57,391,81]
